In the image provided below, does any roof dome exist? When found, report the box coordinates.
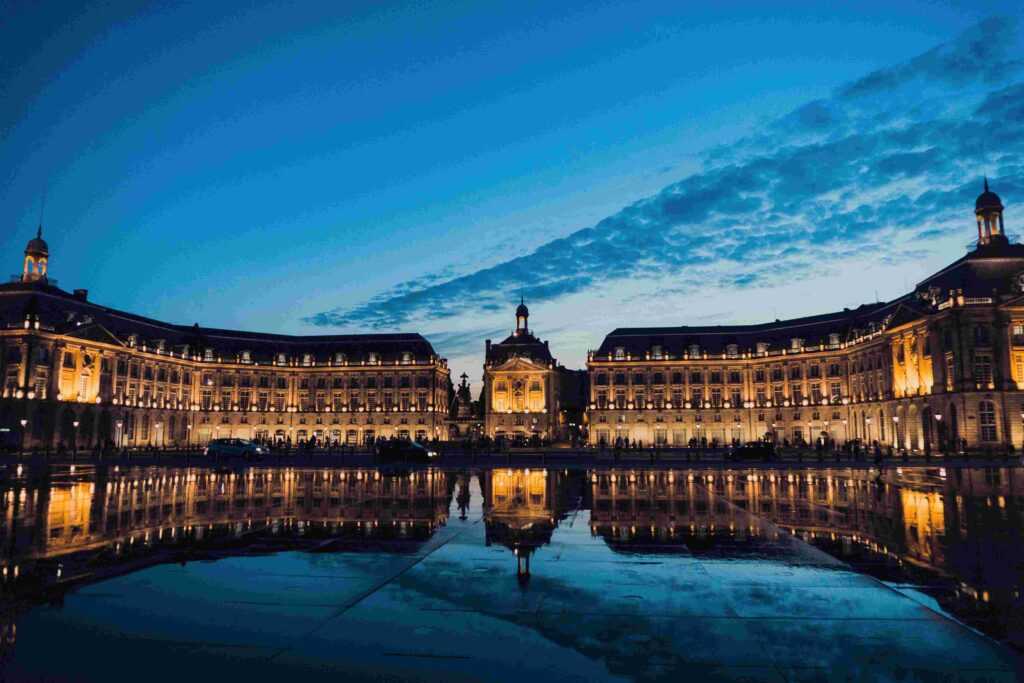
[516,300,529,318]
[25,226,48,256]
[975,178,1003,212]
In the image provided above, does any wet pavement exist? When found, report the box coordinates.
[0,464,1020,682]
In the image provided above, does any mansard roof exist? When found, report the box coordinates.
[486,330,554,365]
[0,280,438,363]
[595,300,902,358]
[914,239,1024,299]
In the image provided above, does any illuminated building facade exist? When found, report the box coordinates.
[587,183,1024,451]
[0,232,450,450]
[482,300,585,442]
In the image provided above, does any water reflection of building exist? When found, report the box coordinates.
[588,465,1024,649]
[481,468,567,578]
[0,466,453,580]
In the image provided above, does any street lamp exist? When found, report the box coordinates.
[155,422,162,450]
[115,420,123,450]
[19,419,27,455]
[187,423,193,450]
[72,420,80,456]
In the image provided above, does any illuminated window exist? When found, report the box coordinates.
[614,346,626,360]
[203,348,214,362]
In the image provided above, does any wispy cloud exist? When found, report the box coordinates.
[306,18,1024,359]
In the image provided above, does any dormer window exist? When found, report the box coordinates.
[790,338,804,351]
[334,352,346,365]
[277,353,287,365]
[155,339,165,352]
[368,352,380,364]
[613,346,626,360]
[726,344,739,359]
[828,333,840,348]
[302,353,313,367]
[650,345,663,360]
[128,335,138,348]
[203,348,214,362]
[240,350,252,364]
[401,352,413,365]
[181,344,190,357]
[756,342,769,354]
[688,344,701,358]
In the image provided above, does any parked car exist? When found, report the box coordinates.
[376,440,439,463]
[204,438,266,460]
[728,442,775,461]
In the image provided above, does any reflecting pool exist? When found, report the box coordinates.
[0,463,1021,681]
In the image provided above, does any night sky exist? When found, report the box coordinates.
[3,1,1023,388]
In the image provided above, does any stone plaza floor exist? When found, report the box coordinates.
[0,465,1021,682]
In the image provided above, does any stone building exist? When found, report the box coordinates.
[0,231,450,450]
[482,300,585,442]
[586,183,1024,451]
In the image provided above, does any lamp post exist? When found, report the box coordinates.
[892,415,900,449]
[155,422,162,450]
[72,420,79,457]
[934,413,944,452]
[19,419,27,455]
[115,420,123,450]
[187,423,193,451]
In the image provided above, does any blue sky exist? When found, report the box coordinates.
[3,1,1023,389]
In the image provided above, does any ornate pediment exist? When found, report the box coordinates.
[489,355,550,373]
[63,322,126,348]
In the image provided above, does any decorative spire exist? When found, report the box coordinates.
[984,176,990,193]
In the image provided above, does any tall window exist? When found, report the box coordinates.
[973,353,993,386]
[979,400,997,441]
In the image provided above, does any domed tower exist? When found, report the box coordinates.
[976,178,1007,247]
[22,225,49,283]
[515,297,529,337]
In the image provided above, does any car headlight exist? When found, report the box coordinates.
[427,451,438,458]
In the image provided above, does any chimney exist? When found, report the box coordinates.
[73,289,88,301]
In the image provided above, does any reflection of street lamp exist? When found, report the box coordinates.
[19,419,27,454]
[72,420,80,455]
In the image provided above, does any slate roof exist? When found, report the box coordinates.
[0,280,438,363]
[594,300,903,358]
[485,331,555,365]
[595,237,1024,358]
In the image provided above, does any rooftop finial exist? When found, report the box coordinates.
[984,175,990,193]
[37,188,46,239]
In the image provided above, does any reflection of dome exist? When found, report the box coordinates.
[976,178,1003,212]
